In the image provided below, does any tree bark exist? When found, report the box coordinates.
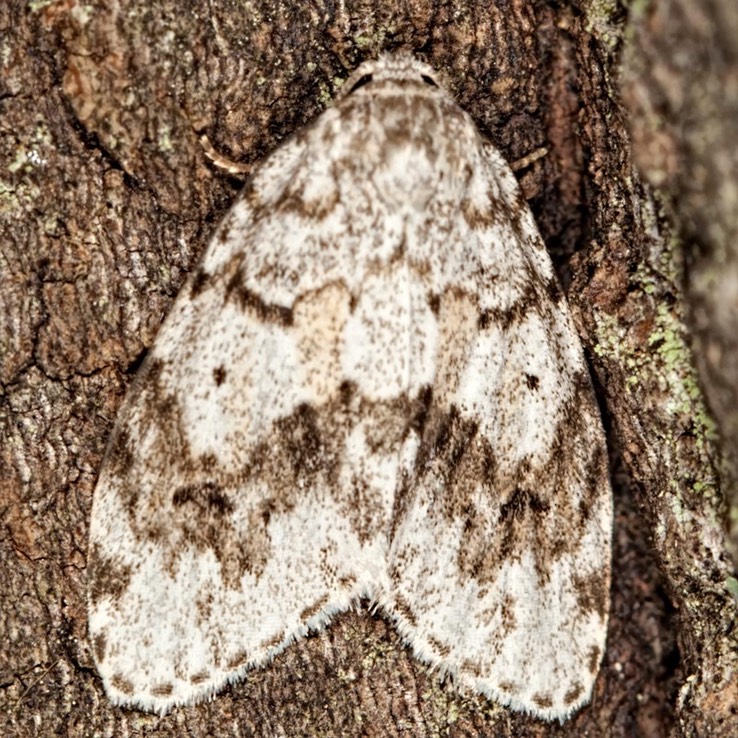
[1,1,736,736]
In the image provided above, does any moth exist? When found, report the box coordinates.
[87,53,612,719]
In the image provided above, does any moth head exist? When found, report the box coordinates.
[338,53,447,101]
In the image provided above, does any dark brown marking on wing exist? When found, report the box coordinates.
[213,365,227,386]
[111,674,134,695]
[217,210,237,244]
[498,488,550,522]
[564,683,584,705]
[172,482,234,517]
[477,282,540,331]
[87,544,132,606]
[259,629,287,652]
[300,595,330,622]
[588,646,602,674]
[427,636,451,658]
[104,426,135,479]
[92,633,107,663]
[461,659,484,679]
[190,269,211,299]
[573,569,609,620]
[338,574,358,588]
[532,693,553,709]
[393,595,418,627]
[150,683,174,698]
[224,265,293,326]
[227,651,249,669]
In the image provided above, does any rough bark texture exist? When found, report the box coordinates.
[1,0,735,736]
[621,0,738,561]
[616,1,738,734]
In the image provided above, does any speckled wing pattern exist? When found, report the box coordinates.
[87,54,612,719]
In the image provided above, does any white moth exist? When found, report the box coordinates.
[88,53,612,720]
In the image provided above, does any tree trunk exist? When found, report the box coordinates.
[2,1,736,736]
